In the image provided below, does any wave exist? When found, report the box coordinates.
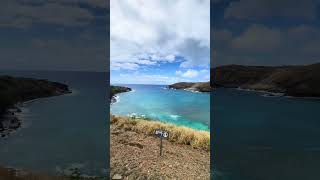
[236,87,285,97]
[169,114,181,120]
[261,93,284,97]
[111,95,120,105]
[183,88,201,93]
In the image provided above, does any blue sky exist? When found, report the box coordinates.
[110,0,210,85]
[212,0,320,67]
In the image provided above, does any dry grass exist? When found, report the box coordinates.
[111,115,210,151]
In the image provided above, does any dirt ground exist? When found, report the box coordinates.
[110,124,210,180]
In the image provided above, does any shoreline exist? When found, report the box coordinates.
[168,82,211,93]
[110,85,132,104]
[231,87,320,100]
[212,63,320,98]
[110,89,134,105]
[0,91,72,138]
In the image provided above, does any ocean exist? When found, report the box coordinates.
[212,88,320,180]
[0,71,108,177]
[111,84,210,131]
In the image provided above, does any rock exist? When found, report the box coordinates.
[212,63,320,97]
[112,173,123,180]
[110,85,132,102]
[0,75,71,136]
[168,82,211,92]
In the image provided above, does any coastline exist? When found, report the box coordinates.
[110,85,132,104]
[110,89,134,105]
[0,76,72,137]
[232,87,320,100]
[168,82,211,93]
[212,63,320,98]
[0,92,71,138]
[110,115,210,179]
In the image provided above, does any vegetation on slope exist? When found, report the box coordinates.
[211,63,320,97]
[0,75,70,116]
[168,82,211,92]
[111,115,210,151]
[110,85,131,101]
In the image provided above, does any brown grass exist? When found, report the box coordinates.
[111,115,210,151]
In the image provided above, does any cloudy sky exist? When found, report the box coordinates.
[0,0,108,72]
[213,0,320,67]
[110,0,210,85]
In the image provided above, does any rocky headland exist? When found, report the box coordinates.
[110,85,132,103]
[168,82,211,92]
[0,75,71,137]
[211,63,320,97]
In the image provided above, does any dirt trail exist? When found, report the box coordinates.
[110,125,210,180]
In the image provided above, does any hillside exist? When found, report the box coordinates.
[110,115,210,179]
[0,76,70,114]
[211,63,320,97]
[168,82,211,92]
[0,75,71,136]
[110,85,131,103]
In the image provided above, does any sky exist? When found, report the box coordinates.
[110,0,210,85]
[0,0,108,72]
[212,0,320,67]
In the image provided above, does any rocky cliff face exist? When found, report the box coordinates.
[110,85,132,103]
[168,82,211,92]
[211,63,320,97]
[0,76,71,114]
[0,75,71,136]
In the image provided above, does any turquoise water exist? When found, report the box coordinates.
[212,88,320,180]
[111,84,210,131]
[0,71,108,177]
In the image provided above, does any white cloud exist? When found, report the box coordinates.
[0,1,103,28]
[214,24,320,66]
[110,0,210,70]
[0,38,107,71]
[112,72,190,85]
[225,0,317,20]
[231,24,282,52]
[177,69,199,78]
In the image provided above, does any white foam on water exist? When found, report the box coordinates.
[169,114,180,120]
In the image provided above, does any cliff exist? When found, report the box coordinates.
[168,82,211,92]
[0,75,71,136]
[211,63,320,97]
[110,85,132,103]
[0,76,70,115]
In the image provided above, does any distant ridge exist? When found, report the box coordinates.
[168,82,211,92]
[211,63,320,97]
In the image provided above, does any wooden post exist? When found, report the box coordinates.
[160,135,163,156]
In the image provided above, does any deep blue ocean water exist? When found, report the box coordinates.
[0,71,108,177]
[111,84,210,131]
[212,88,320,180]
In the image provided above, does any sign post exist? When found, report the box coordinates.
[154,129,169,156]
